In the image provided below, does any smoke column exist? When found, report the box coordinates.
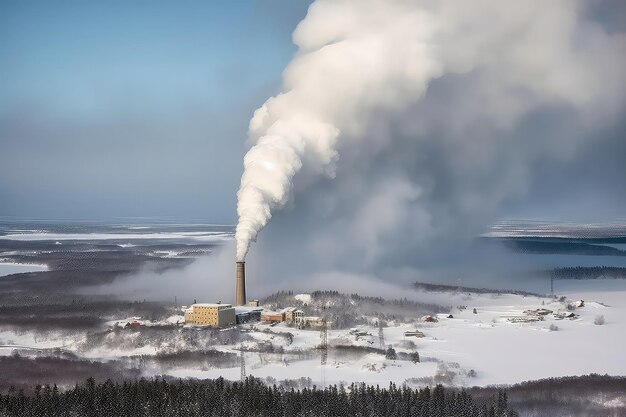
[235,0,626,261]
[235,0,443,260]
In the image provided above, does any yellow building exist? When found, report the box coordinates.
[283,307,304,324]
[183,303,236,328]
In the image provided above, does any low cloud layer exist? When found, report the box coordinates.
[235,0,626,267]
[229,0,626,293]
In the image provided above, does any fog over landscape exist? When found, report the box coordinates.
[229,0,626,291]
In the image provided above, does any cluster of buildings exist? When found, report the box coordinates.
[182,261,331,329]
[182,261,258,328]
[260,307,329,328]
[182,302,330,329]
[183,300,262,328]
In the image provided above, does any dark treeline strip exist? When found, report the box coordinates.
[0,355,141,392]
[0,299,171,330]
[469,374,626,417]
[0,377,517,417]
[413,282,543,297]
[551,266,626,280]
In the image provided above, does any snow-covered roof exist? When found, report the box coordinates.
[193,303,233,308]
[281,307,305,314]
[261,310,283,316]
[235,306,264,314]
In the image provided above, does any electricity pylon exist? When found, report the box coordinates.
[378,317,385,349]
[240,349,246,382]
[320,318,328,389]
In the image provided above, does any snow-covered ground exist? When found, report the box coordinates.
[0,231,231,242]
[0,262,48,277]
[1,279,625,388]
[167,279,626,387]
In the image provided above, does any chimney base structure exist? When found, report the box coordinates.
[235,261,246,306]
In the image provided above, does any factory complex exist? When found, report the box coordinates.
[182,261,330,329]
[182,301,330,329]
[183,303,237,327]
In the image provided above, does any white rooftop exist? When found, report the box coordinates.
[234,306,264,314]
[261,310,283,315]
[192,303,233,308]
[281,307,304,313]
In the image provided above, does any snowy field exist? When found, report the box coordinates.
[168,279,626,387]
[0,262,48,278]
[1,279,624,389]
[0,231,232,242]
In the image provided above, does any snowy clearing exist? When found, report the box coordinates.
[0,262,48,277]
[160,280,626,387]
[1,279,624,389]
[0,232,232,242]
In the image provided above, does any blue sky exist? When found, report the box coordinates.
[0,0,624,224]
[0,0,311,222]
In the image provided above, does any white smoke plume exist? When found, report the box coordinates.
[235,0,626,261]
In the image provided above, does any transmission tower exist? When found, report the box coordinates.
[378,317,385,349]
[240,349,246,382]
[320,318,328,389]
[320,319,328,362]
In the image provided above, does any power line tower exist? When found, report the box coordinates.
[320,318,328,389]
[378,317,385,349]
[240,349,246,382]
[320,319,328,361]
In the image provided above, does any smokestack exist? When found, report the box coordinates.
[235,261,246,306]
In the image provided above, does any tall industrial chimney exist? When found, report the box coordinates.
[235,261,246,306]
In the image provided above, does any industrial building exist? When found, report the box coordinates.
[235,306,263,324]
[183,303,236,328]
[261,310,285,323]
[283,307,304,324]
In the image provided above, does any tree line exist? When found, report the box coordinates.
[550,266,626,280]
[0,376,518,417]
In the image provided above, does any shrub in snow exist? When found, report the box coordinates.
[434,363,457,385]
[467,369,477,378]
[397,340,416,350]
[594,315,605,325]
[549,324,559,331]
[410,352,420,363]
[385,346,397,360]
